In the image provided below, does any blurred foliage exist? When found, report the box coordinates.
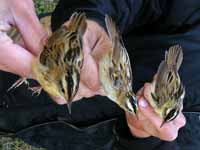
[0,1,58,150]
[0,137,45,150]
[34,0,59,14]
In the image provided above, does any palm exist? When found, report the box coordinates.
[73,20,111,101]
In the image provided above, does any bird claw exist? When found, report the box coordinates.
[28,86,42,96]
[7,77,29,92]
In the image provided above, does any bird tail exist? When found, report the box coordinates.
[105,15,122,61]
[165,45,183,71]
[68,12,87,36]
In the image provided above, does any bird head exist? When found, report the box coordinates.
[51,66,79,113]
[124,92,138,116]
[161,105,180,127]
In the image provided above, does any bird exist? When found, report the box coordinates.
[147,45,185,127]
[8,12,87,113]
[99,15,138,116]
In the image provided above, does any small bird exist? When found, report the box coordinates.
[147,45,185,127]
[8,12,87,113]
[99,15,138,115]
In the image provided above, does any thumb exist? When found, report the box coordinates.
[138,97,163,129]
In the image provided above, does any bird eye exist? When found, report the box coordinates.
[59,81,65,93]
[165,108,179,122]
[111,73,121,87]
[125,96,138,114]
[114,78,120,87]
[61,87,65,93]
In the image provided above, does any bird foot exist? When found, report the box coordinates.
[28,86,42,96]
[7,77,29,92]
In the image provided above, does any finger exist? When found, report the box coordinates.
[11,0,46,55]
[138,84,163,128]
[139,97,179,141]
[173,112,186,129]
[139,97,174,128]
[79,20,103,91]
[82,20,103,54]
[73,82,96,101]
[138,97,169,127]
[126,113,151,138]
[80,54,100,91]
[142,83,153,100]
[128,123,151,138]
[139,83,181,141]
[86,20,111,62]
[0,33,34,77]
[136,87,144,97]
[91,36,111,61]
[159,127,178,141]
[126,111,147,129]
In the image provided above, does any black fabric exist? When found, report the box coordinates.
[0,0,200,150]
[51,0,167,33]
[16,119,119,150]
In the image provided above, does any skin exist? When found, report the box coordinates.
[126,83,186,141]
[0,0,186,142]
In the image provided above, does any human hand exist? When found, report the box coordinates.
[0,0,46,77]
[54,20,111,104]
[126,83,186,141]
[0,0,109,104]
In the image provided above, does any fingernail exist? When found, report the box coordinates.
[139,98,148,108]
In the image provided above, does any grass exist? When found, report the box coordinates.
[0,137,45,150]
[0,0,58,150]
[34,0,58,14]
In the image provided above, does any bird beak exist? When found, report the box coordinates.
[160,120,166,128]
[66,101,72,114]
[131,96,138,116]
[125,94,138,117]
[64,94,73,114]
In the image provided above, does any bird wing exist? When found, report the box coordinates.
[105,15,133,91]
[155,45,183,106]
[67,12,87,37]
[155,60,175,106]
[39,12,86,69]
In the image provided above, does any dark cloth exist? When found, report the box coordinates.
[0,0,200,150]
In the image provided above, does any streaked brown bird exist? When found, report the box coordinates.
[8,12,87,113]
[147,45,185,127]
[99,15,138,115]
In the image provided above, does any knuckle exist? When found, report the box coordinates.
[162,131,178,142]
[144,83,151,89]
[126,112,137,125]
[159,125,178,141]
[177,113,186,128]
[180,117,186,128]
[167,132,178,141]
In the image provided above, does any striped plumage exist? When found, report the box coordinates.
[99,15,138,115]
[31,12,86,113]
[148,45,185,127]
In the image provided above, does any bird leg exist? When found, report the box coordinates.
[28,86,42,96]
[7,77,29,91]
